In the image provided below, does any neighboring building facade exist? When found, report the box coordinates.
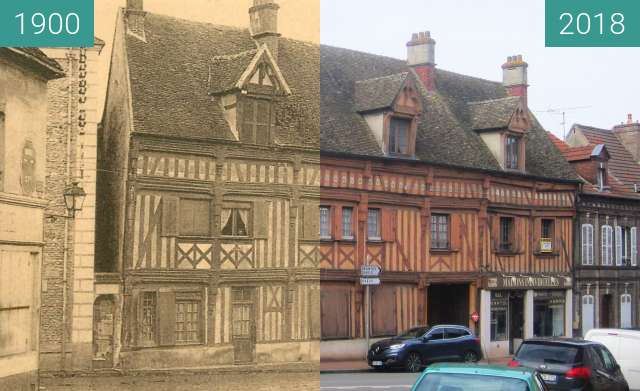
[97,0,320,370]
[552,122,640,336]
[319,33,579,360]
[39,41,104,372]
[0,48,63,390]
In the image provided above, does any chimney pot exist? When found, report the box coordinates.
[249,0,280,59]
[628,113,633,124]
[502,54,528,106]
[125,0,146,39]
[407,31,436,91]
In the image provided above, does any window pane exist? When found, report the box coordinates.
[389,118,410,154]
[320,207,331,238]
[342,207,353,238]
[431,214,449,249]
[367,209,380,239]
[506,136,519,169]
[141,292,157,344]
[176,300,200,343]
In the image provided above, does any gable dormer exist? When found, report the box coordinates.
[209,44,291,145]
[469,96,531,171]
[354,73,422,157]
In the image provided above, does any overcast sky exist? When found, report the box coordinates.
[321,0,640,139]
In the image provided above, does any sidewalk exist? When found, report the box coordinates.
[320,357,512,373]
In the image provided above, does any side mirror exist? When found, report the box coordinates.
[422,335,431,342]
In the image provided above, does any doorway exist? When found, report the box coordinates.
[428,284,469,326]
[232,287,256,364]
[509,291,524,354]
[93,295,115,369]
[601,294,613,328]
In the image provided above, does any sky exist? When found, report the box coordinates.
[321,0,640,138]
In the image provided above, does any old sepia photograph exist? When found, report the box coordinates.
[1,0,319,390]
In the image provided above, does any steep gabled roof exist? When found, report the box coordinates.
[320,45,577,181]
[354,72,408,112]
[572,124,640,194]
[1,48,64,79]
[122,11,319,145]
[468,96,521,131]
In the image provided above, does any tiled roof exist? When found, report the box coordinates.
[123,12,319,146]
[320,45,577,181]
[208,49,257,95]
[354,72,408,112]
[468,96,520,131]
[2,48,64,79]
[573,124,640,196]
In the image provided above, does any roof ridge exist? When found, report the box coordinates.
[211,48,257,62]
[143,10,248,32]
[355,72,408,84]
[574,123,612,133]
[467,96,520,105]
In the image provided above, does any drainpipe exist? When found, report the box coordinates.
[60,49,75,372]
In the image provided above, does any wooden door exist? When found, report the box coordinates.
[372,285,397,337]
[320,285,351,339]
[93,295,115,368]
[232,287,255,363]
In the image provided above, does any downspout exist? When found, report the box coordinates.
[60,49,75,372]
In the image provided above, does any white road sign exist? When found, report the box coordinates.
[360,277,380,285]
[360,264,381,277]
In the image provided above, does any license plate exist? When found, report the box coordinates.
[541,374,557,382]
[371,361,383,366]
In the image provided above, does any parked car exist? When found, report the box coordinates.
[411,362,549,391]
[367,325,483,372]
[509,338,629,390]
[584,328,640,390]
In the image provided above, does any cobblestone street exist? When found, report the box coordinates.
[41,371,320,391]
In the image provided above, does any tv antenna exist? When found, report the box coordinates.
[534,106,592,139]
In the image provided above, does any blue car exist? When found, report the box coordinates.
[367,325,483,372]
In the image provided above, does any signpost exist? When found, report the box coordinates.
[361,263,381,353]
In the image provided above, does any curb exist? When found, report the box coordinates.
[320,368,372,374]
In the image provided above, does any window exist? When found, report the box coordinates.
[176,300,200,343]
[601,225,613,265]
[221,208,249,237]
[618,226,636,266]
[342,207,354,240]
[179,199,211,236]
[367,208,381,240]
[581,224,594,265]
[633,227,638,266]
[141,292,157,345]
[389,117,410,155]
[542,219,554,239]
[320,206,331,239]
[505,135,520,169]
[431,214,449,250]
[427,328,446,340]
[597,163,607,190]
[581,295,594,336]
[621,294,632,328]
[594,345,617,372]
[445,328,469,339]
[533,291,565,337]
[499,217,514,252]
[490,292,508,341]
[241,98,271,145]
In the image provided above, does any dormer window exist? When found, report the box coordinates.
[505,135,520,170]
[389,117,410,155]
[597,162,607,190]
[240,98,271,145]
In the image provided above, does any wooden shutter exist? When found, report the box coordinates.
[490,215,500,251]
[309,288,321,339]
[615,225,623,266]
[333,207,343,240]
[631,227,637,266]
[158,290,176,346]
[582,224,594,265]
[601,226,610,265]
[162,196,179,236]
[193,200,211,236]
[320,286,350,339]
[450,214,462,250]
[381,208,396,242]
[253,200,269,238]
[302,203,320,240]
[371,285,397,337]
[534,218,542,251]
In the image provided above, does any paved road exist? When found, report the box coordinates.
[320,372,420,390]
[41,371,319,391]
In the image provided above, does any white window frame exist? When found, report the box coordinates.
[616,225,623,266]
[581,224,594,265]
[601,225,613,266]
[631,227,637,266]
[581,294,595,336]
[319,206,331,240]
[621,294,632,329]
[342,207,354,240]
[367,208,381,241]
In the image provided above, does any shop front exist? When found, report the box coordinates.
[480,274,573,358]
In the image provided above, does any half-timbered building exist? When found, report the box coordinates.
[97,0,319,370]
[320,32,579,360]
[551,121,640,336]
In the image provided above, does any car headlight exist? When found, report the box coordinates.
[388,344,405,350]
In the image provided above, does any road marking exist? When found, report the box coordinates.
[320,386,413,390]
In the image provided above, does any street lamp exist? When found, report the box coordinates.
[63,182,86,218]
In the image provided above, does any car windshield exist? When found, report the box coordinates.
[414,373,530,391]
[516,343,579,365]
[397,327,429,339]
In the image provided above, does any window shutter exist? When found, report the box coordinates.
[534,218,542,251]
[490,215,500,251]
[253,200,270,239]
[157,290,176,346]
[615,226,623,266]
[621,294,632,328]
[588,224,594,265]
[450,214,462,250]
[162,196,179,236]
[333,207,343,241]
[381,208,396,242]
[602,226,611,265]
[582,224,593,265]
[631,227,637,266]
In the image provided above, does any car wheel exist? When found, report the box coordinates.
[463,351,479,363]
[404,352,422,372]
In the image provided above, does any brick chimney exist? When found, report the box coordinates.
[125,0,146,39]
[249,0,281,60]
[502,55,528,106]
[407,31,436,91]
[613,113,640,163]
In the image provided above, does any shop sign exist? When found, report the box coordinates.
[360,264,381,277]
[485,274,571,290]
